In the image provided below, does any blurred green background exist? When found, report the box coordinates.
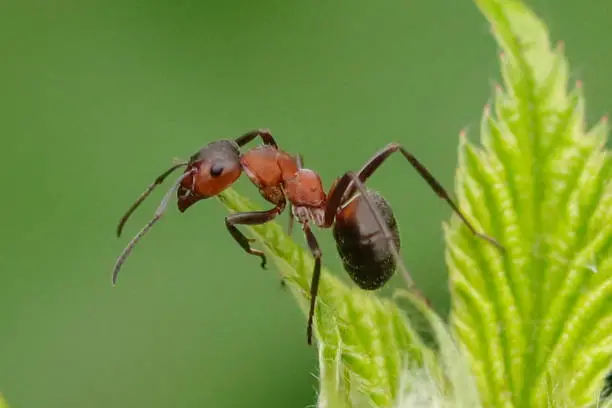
[1,0,610,406]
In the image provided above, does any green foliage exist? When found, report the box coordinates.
[446,0,612,406]
[218,0,612,406]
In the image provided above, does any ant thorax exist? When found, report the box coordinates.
[292,205,326,227]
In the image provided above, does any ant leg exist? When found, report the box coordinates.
[302,223,322,346]
[225,206,283,269]
[234,129,278,148]
[322,174,353,227]
[350,143,504,252]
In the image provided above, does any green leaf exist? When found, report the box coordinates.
[447,0,612,407]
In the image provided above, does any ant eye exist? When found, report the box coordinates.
[210,163,224,177]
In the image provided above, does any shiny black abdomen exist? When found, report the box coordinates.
[332,190,400,290]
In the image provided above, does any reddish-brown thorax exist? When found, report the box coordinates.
[240,145,327,211]
[176,141,330,228]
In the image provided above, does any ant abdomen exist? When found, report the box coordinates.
[332,190,400,290]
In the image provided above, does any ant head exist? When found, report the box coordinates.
[177,140,243,212]
[113,139,243,284]
[284,169,326,208]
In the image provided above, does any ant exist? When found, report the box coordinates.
[113,129,504,346]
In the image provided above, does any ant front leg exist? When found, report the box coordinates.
[234,129,278,148]
[302,223,322,346]
[225,206,283,269]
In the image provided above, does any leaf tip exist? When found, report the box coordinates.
[576,79,583,89]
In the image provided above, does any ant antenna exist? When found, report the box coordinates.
[112,170,194,285]
[345,171,416,289]
[116,162,188,237]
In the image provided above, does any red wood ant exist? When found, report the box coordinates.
[113,130,504,346]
